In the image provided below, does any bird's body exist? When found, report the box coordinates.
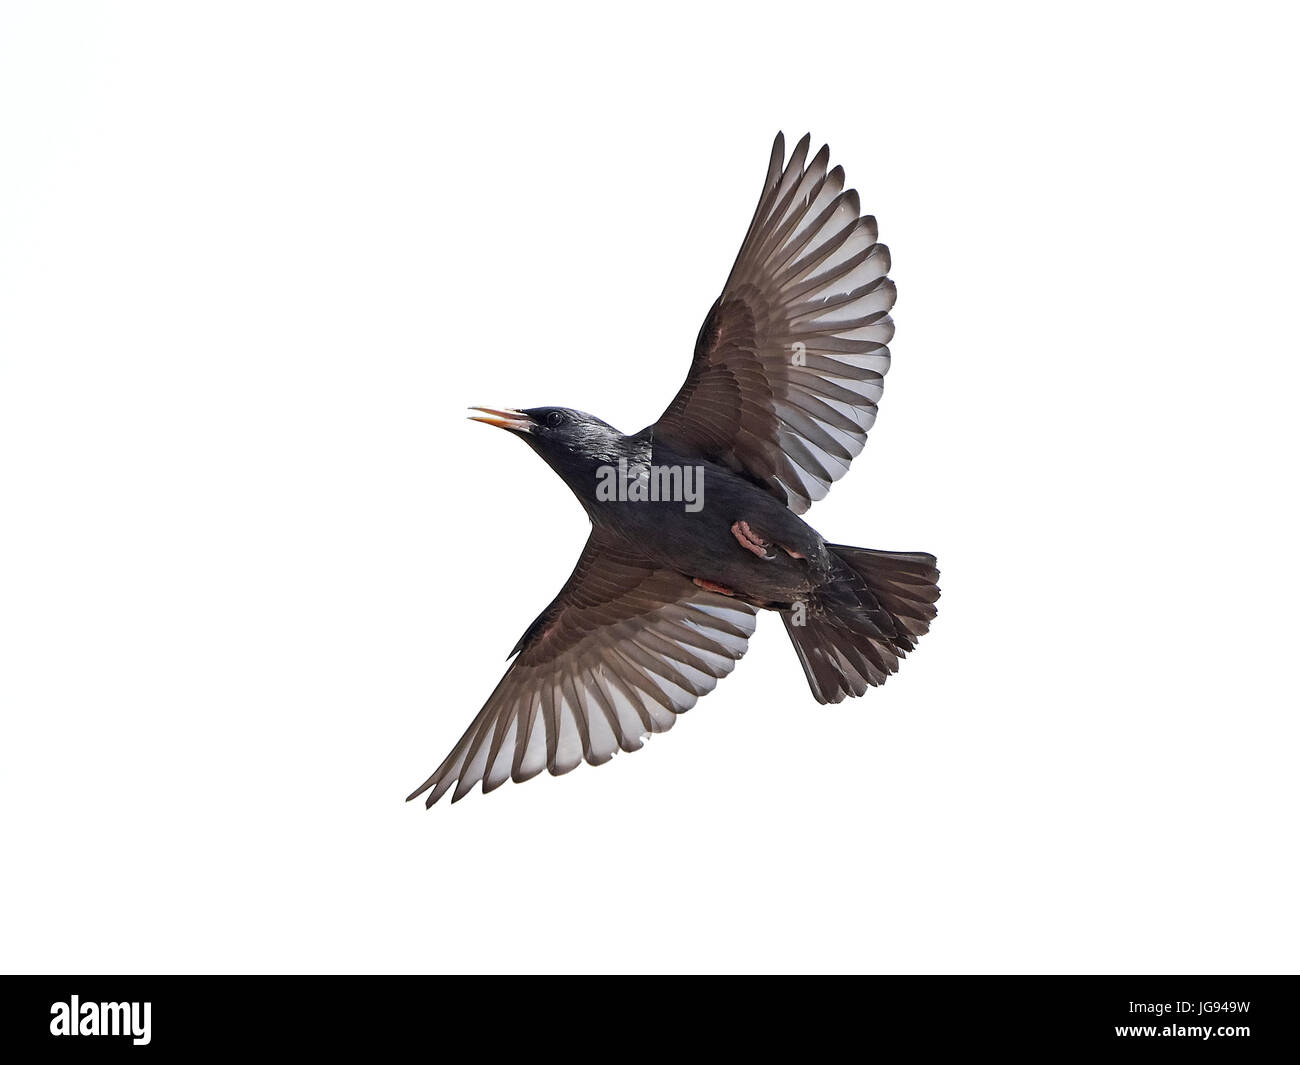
[410,133,939,805]
[554,425,827,605]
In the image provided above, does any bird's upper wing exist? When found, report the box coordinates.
[652,132,896,514]
[408,530,758,805]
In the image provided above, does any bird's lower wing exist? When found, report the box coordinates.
[407,531,758,805]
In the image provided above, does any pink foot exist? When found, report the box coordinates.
[731,520,774,559]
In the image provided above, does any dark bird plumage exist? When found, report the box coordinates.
[409,133,939,806]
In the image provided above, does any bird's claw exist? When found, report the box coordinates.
[732,520,777,560]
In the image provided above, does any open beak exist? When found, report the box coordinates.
[468,406,535,434]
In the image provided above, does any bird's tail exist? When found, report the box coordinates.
[781,545,939,704]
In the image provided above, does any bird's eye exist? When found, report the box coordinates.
[545,411,565,429]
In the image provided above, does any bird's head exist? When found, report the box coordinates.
[468,406,630,501]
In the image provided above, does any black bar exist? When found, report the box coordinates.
[2,975,1292,1053]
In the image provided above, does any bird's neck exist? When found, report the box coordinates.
[544,432,651,519]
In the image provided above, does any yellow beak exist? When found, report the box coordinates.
[467,406,535,434]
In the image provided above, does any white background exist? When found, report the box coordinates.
[2,2,1296,975]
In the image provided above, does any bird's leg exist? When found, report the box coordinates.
[731,520,777,560]
[732,519,806,560]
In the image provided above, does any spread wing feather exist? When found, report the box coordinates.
[407,531,757,805]
[653,132,895,513]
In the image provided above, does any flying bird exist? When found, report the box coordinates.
[409,133,938,806]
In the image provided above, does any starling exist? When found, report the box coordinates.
[409,133,939,806]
